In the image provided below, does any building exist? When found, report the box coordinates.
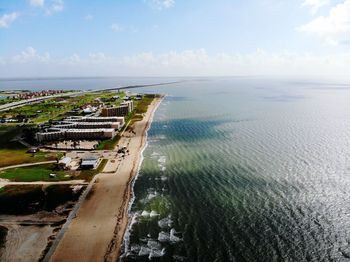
[80,157,99,169]
[66,116,125,125]
[101,101,134,117]
[121,100,134,112]
[58,156,72,170]
[36,128,116,142]
[52,121,120,129]
[36,116,124,142]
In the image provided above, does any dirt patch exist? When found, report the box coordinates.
[0,224,54,262]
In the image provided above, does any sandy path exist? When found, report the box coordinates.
[0,180,87,187]
[0,224,54,262]
[49,98,161,262]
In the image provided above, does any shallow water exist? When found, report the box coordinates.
[122,78,350,261]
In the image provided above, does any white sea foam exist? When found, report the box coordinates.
[149,248,166,259]
[141,211,150,217]
[170,228,181,243]
[147,192,157,200]
[158,216,173,229]
[138,246,151,256]
[147,240,162,249]
[150,210,160,217]
[151,151,160,157]
[158,231,170,242]
[158,156,166,164]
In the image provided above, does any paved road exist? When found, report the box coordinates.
[0,160,57,171]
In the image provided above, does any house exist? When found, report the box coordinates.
[80,157,99,169]
[58,156,72,170]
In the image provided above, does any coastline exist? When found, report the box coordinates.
[49,96,163,261]
[120,95,164,258]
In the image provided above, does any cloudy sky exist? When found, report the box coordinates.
[0,0,350,78]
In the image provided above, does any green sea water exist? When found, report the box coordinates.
[120,78,350,261]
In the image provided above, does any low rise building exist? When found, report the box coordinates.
[58,156,72,170]
[81,157,99,169]
[36,128,116,142]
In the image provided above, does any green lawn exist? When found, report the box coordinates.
[0,159,108,182]
[0,125,58,167]
[0,164,70,182]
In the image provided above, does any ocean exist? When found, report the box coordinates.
[2,77,350,261]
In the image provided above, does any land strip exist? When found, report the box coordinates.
[48,97,162,262]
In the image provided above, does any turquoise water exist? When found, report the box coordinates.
[121,78,350,261]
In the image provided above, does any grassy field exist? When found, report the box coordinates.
[0,159,108,182]
[0,125,57,167]
[0,91,125,124]
[0,164,69,182]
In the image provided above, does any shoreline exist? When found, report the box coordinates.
[120,95,165,258]
[48,96,163,261]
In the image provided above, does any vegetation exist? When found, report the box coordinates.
[0,164,70,182]
[0,125,57,168]
[0,91,125,124]
[0,184,85,215]
[0,159,108,182]
[0,225,7,248]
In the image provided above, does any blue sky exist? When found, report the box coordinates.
[0,0,350,78]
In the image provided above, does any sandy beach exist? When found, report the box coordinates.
[48,97,162,262]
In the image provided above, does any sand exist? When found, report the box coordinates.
[0,224,54,262]
[49,98,162,262]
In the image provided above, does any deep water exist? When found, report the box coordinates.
[121,78,350,261]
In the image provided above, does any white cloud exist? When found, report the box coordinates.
[0,12,20,28]
[302,0,329,13]
[146,0,175,10]
[110,23,123,32]
[2,47,350,79]
[45,0,64,15]
[11,47,51,64]
[298,0,350,43]
[29,0,45,7]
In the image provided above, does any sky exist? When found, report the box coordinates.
[0,0,350,78]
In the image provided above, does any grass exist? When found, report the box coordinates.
[0,91,126,124]
[0,184,85,215]
[97,134,121,150]
[0,125,58,167]
[0,159,108,182]
[0,164,70,182]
